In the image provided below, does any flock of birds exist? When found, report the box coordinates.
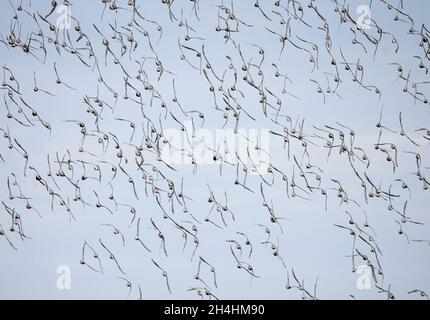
[1,0,430,300]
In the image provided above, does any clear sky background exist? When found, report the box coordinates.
[1,0,430,300]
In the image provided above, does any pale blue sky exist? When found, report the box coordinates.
[1,0,430,300]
